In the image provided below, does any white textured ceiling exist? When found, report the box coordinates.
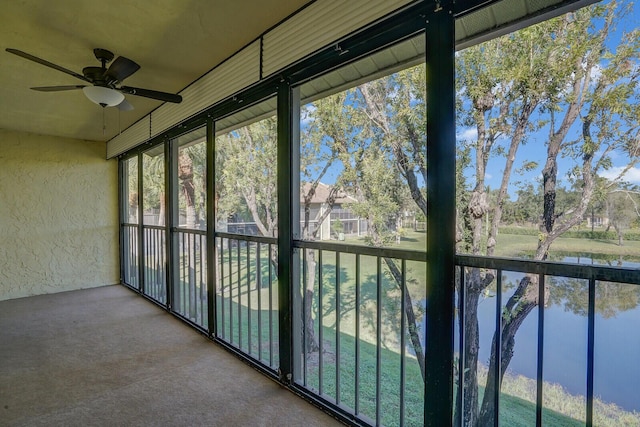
[0,0,312,142]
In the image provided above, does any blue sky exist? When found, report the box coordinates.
[458,0,640,198]
[300,0,639,201]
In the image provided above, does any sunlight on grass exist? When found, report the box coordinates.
[214,231,640,425]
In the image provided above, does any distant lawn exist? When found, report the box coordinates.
[343,228,640,261]
[494,232,640,260]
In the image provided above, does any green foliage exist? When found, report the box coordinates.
[330,218,344,235]
[346,147,406,246]
[606,187,640,236]
[354,65,427,217]
[501,183,543,226]
[178,141,207,226]
[142,151,165,215]
[216,117,278,236]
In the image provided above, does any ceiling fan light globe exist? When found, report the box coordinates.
[82,86,124,107]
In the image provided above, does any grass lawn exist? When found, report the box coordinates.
[363,228,640,260]
[212,292,583,426]
[494,232,640,260]
[211,230,640,426]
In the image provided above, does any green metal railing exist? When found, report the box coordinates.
[215,232,280,371]
[121,224,640,427]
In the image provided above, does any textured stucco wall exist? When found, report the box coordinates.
[0,129,119,301]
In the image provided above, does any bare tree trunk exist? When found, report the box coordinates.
[456,287,481,427]
[478,73,596,424]
[613,223,624,246]
[304,249,320,352]
[455,268,494,426]
[478,276,542,426]
[299,182,339,355]
[487,102,537,256]
[179,153,198,319]
[384,258,425,380]
[158,191,166,226]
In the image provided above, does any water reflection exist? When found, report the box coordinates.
[473,256,640,412]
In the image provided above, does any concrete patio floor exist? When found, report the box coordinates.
[0,285,343,426]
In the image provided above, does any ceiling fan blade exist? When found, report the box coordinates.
[105,56,140,83]
[117,98,134,111]
[31,85,86,92]
[119,86,182,103]
[6,48,89,82]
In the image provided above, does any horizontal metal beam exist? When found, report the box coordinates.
[294,239,428,262]
[456,254,640,285]
[215,231,277,244]
[171,227,207,236]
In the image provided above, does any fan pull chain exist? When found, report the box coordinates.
[102,106,106,136]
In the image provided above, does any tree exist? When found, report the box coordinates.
[293,5,638,423]
[458,3,640,425]
[142,152,166,226]
[605,183,640,245]
[177,142,207,319]
[455,16,558,424]
[178,152,197,228]
[550,276,640,319]
[502,183,543,226]
[293,70,430,376]
[216,99,357,353]
[178,141,207,229]
[355,66,429,379]
[299,91,358,353]
[449,1,640,424]
[216,117,279,276]
[218,119,279,238]
[359,66,427,217]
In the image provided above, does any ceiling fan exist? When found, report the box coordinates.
[6,47,182,110]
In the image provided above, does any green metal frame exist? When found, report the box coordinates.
[113,0,601,425]
[425,3,456,425]
[276,81,294,383]
[206,118,216,337]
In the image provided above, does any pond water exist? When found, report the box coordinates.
[471,257,640,413]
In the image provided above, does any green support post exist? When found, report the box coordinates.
[277,81,294,383]
[166,139,177,310]
[206,118,216,336]
[425,2,456,426]
[137,151,145,295]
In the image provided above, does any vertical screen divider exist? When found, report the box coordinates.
[207,119,216,336]
[536,274,546,427]
[586,277,596,427]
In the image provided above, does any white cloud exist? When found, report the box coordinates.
[599,166,640,183]
[300,104,317,127]
[589,63,602,85]
[457,127,477,141]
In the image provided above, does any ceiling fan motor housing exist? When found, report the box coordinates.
[93,48,114,64]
